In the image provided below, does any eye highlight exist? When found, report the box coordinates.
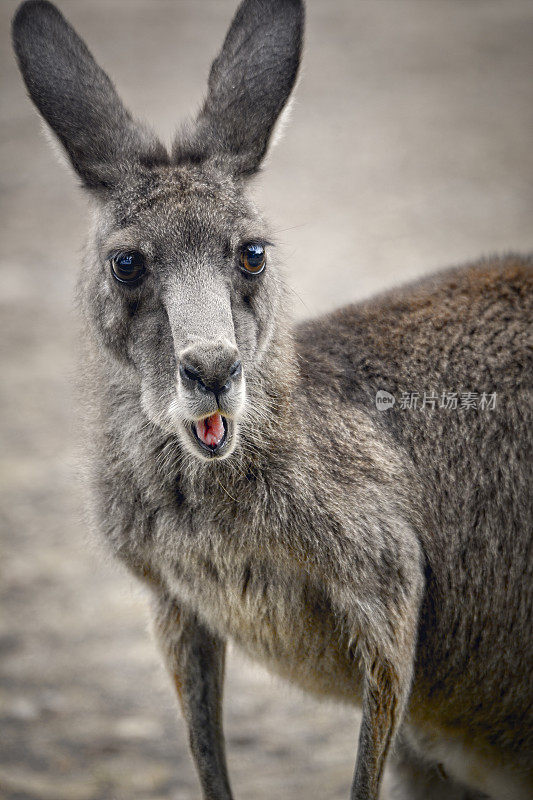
[110,251,146,284]
[240,243,266,275]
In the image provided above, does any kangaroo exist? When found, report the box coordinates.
[12,1,532,798]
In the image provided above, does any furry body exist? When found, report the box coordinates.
[90,253,533,798]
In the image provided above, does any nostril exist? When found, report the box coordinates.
[229,360,242,378]
[179,363,202,384]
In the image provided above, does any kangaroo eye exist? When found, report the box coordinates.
[110,251,146,284]
[240,243,266,275]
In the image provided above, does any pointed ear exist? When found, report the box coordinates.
[12,1,167,190]
[175,0,304,176]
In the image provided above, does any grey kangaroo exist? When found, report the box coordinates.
[12,1,532,798]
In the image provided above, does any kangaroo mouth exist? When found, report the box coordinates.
[191,412,228,455]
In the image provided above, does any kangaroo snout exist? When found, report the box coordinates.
[178,345,242,399]
[175,343,244,459]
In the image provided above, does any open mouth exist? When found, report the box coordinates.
[191,411,228,456]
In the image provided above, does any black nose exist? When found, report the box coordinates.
[179,359,242,396]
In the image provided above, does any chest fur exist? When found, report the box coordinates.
[154,539,362,701]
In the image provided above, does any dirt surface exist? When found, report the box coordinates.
[1,1,532,798]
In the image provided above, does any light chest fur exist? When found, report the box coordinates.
[161,542,364,701]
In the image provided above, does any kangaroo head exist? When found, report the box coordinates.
[13,0,304,461]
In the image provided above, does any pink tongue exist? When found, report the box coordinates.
[195,412,225,447]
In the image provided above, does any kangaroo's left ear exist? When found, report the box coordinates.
[174,0,304,176]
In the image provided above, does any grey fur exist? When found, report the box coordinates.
[12,1,533,798]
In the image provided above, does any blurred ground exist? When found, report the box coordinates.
[1,1,532,798]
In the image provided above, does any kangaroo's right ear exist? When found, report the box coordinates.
[12,0,167,191]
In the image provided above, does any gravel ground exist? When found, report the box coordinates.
[1,2,532,798]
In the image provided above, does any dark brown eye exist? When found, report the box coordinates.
[240,243,266,275]
[110,251,146,284]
